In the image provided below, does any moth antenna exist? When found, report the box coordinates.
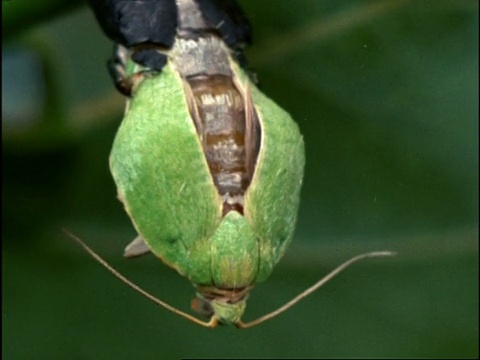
[63,229,217,328]
[237,251,397,329]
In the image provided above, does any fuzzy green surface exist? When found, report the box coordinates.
[111,61,305,287]
[110,64,222,284]
[242,78,305,283]
[210,211,258,287]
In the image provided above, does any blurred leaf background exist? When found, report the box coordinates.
[2,0,478,358]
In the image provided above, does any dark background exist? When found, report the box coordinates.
[3,0,478,358]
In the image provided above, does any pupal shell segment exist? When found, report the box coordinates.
[110,59,304,321]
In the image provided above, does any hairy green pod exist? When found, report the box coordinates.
[110,60,304,325]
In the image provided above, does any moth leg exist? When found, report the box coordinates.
[124,235,151,258]
[108,44,167,96]
[107,44,135,96]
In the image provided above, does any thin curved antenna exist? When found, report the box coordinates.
[237,251,396,329]
[63,229,217,328]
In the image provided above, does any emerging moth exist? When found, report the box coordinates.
[108,0,304,327]
[73,0,395,328]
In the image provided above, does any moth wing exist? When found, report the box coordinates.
[124,235,151,258]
